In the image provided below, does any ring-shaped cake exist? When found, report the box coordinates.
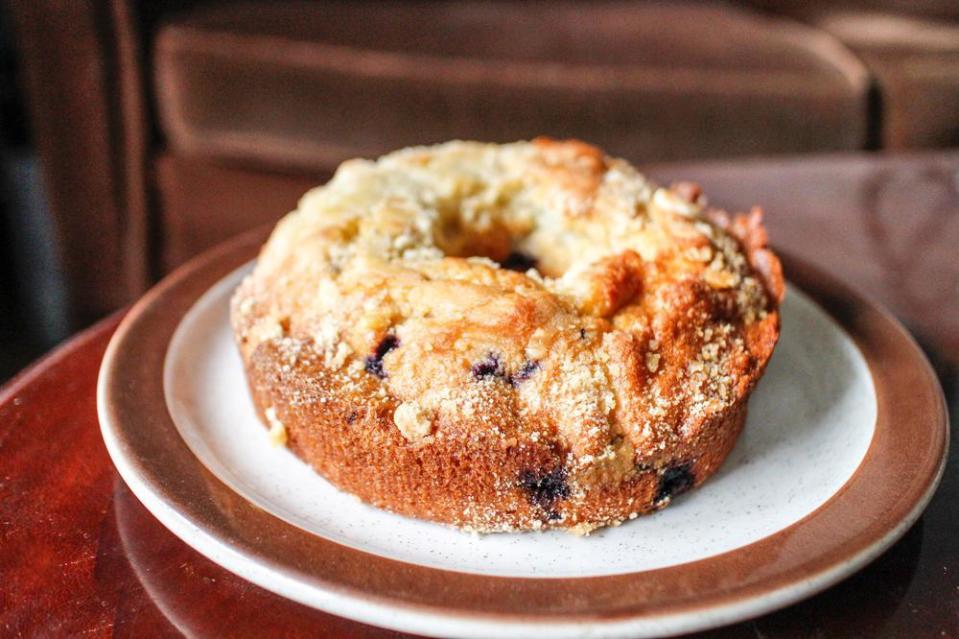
[231,139,783,533]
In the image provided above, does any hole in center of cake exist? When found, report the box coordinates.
[432,216,548,276]
[497,250,538,272]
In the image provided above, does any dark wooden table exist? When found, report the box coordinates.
[2,151,957,638]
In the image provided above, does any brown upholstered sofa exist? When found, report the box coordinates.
[10,0,959,327]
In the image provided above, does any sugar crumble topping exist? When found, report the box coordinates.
[231,139,783,532]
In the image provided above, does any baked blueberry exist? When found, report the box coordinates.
[510,360,540,385]
[364,335,399,378]
[519,467,570,512]
[472,353,505,381]
[655,463,695,503]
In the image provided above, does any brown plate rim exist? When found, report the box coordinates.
[97,228,949,637]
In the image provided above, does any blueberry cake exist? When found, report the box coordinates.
[231,139,783,534]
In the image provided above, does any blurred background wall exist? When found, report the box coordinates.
[2,0,959,380]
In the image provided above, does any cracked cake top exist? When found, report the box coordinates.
[231,138,783,502]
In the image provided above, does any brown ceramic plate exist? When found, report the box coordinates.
[98,230,947,638]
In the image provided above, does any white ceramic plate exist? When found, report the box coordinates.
[98,236,948,639]
[164,263,875,579]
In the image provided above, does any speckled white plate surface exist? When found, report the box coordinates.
[163,263,875,578]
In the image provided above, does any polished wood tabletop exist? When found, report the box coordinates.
[2,151,957,638]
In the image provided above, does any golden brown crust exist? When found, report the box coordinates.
[246,339,750,532]
[231,139,782,533]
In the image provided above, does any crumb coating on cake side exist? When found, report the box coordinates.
[231,138,784,533]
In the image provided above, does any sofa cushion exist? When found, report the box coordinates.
[153,1,870,171]
[812,12,959,148]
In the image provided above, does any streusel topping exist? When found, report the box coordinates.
[232,138,782,498]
